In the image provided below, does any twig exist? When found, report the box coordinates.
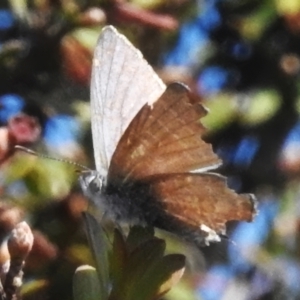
[4,222,34,300]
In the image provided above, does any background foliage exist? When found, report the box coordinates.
[0,0,300,299]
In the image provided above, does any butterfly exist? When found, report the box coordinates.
[80,26,257,246]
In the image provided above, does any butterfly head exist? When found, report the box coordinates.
[79,170,106,205]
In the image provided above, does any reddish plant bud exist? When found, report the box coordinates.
[8,114,41,145]
[7,222,34,261]
[61,36,92,85]
[109,1,178,30]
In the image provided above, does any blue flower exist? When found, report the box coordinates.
[230,42,252,60]
[44,115,80,148]
[233,136,259,168]
[197,5,222,32]
[0,10,15,31]
[0,94,25,123]
[282,122,300,147]
[198,264,234,300]
[228,198,278,273]
[197,66,229,95]
[163,21,208,67]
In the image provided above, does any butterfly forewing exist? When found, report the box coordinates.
[108,83,222,183]
[91,26,165,175]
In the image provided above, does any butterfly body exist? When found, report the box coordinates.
[81,172,151,225]
[80,26,257,246]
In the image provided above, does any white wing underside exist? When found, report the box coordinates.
[90,26,166,175]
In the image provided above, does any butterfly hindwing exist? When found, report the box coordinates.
[145,173,255,245]
[149,173,254,225]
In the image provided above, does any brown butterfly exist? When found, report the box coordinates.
[80,26,257,246]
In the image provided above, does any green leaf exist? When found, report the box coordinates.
[83,212,110,300]
[126,225,155,252]
[73,265,103,300]
[201,94,237,131]
[109,228,128,288]
[240,89,281,125]
[131,253,185,300]
[109,238,166,300]
[152,254,186,299]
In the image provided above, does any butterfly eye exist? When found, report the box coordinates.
[80,171,104,198]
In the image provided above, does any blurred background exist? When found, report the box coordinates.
[0,0,300,299]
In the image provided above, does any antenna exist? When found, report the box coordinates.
[14,145,91,171]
